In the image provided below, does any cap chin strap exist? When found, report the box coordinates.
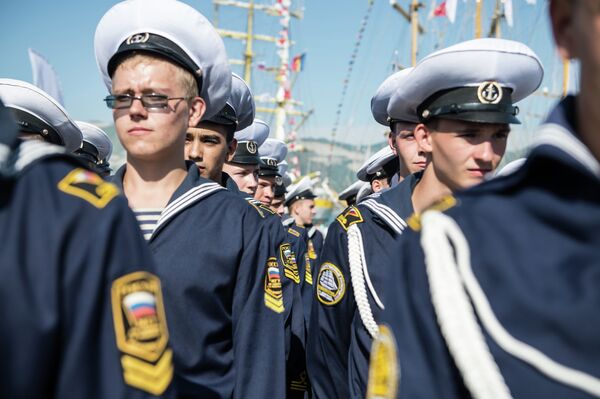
[347,223,385,339]
[421,210,600,398]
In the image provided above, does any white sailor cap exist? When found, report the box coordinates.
[258,138,288,177]
[278,160,289,177]
[338,180,369,205]
[231,118,269,165]
[75,121,113,168]
[371,67,417,126]
[207,73,254,131]
[285,176,316,207]
[387,38,544,125]
[357,145,398,182]
[0,78,82,152]
[355,183,373,204]
[94,0,231,120]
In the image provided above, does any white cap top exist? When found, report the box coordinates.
[371,67,416,125]
[0,78,82,152]
[94,0,231,120]
[357,145,396,182]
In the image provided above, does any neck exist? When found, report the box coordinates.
[294,217,305,228]
[576,85,600,164]
[123,155,188,209]
[411,164,452,214]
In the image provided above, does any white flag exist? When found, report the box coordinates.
[525,0,536,4]
[446,0,457,23]
[28,48,64,106]
[502,0,513,27]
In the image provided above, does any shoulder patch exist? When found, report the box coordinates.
[316,262,345,306]
[304,253,313,285]
[246,198,265,218]
[407,195,457,231]
[111,271,172,395]
[280,243,300,284]
[264,257,284,313]
[58,168,119,208]
[259,202,277,215]
[336,206,364,231]
[366,324,399,399]
[288,227,301,237]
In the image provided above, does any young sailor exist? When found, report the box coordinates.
[309,39,543,399]
[369,2,600,398]
[94,1,286,396]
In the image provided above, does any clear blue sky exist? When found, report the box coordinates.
[0,0,568,151]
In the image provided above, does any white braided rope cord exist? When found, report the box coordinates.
[420,210,512,399]
[348,223,380,339]
[422,210,600,398]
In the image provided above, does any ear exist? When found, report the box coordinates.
[188,96,206,127]
[414,123,433,154]
[227,138,238,160]
[371,179,382,193]
[387,132,398,155]
[550,0,577,60]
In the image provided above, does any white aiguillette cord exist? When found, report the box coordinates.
[348,223,384,339]
[421,210,600,398]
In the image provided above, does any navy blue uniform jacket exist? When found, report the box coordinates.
[377,96,600,398]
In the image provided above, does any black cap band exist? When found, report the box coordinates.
[285,188,316,207]
[231,140,260,165]
[0,99,18,150]
[9,108,64,146]
[258,157,280,177]
[75,141,101,163]
[108,33,203,95]
[418,84,520,125]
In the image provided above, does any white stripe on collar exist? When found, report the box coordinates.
[14,141,64,172]
[360,198,406,235]
[152,182,224,238]
[535,123,600,180]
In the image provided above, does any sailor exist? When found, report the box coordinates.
[356,145,399,194]
[0,78,82,152]
[94,1,285,396]
[309,38,543,399]
[369,2,600,398]
[75,121,113,176]
[0,97,173,398]
[223,118,269,196]
[338,180,369,207]
[371,68,427,183]
[255,137,288,206]
[185,72,254,186]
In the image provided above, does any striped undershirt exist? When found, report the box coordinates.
[133,208,163,240]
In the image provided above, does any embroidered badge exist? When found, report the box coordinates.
[280,243,300,284]
[407,195,457,231]
[316,262,345,305]
[111,271,172,395]
[58,168,119,208]
[366,324,399,399]
[477,81,503,104]
[304,253,313,286]
[126,32,150,45]
[290,371,309,392]
[264,257,284,313]
[336,206,364,231]
[246,141,258,154]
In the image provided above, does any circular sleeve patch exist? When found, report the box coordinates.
[366,324,399,399]
[316,262,346,306]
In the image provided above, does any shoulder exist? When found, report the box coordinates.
[335,205,368,231]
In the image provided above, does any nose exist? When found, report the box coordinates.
[474,140,495,163]
[128,96,148,119]
[188,139,202,160]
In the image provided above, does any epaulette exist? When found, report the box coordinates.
[288,226,301,237]
[58,167,119,209]
[336,206,364,231]
[407,195,457,231]
[245,198,267,218]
